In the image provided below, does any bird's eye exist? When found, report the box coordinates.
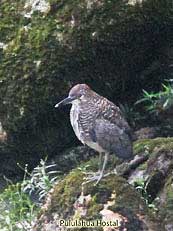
[79,95,85,100]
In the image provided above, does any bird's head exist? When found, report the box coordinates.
[55,84,91,108]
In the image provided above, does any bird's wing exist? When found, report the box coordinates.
[98,98,133,139]
[90,118,133,159]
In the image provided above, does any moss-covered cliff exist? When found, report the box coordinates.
[0,0,172,179]
[33,137,173,231]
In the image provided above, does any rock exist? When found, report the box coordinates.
[0,0,172,173]
[134,127,159,140]
[33,170,153,231]
[156,175,173,231]
[33,137,173,230]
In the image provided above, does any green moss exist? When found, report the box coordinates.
[36,166,150,231]
[36,137,173,230]
[86,195,103,219]
[151,175,173,230]
[44,164,147,221]
[0,0,173,180]
[159,176,173,220]
[50,169,85,216]
[134,137,173,155]
[133,137,173,201]
[137,161,148,170]
[0,1,25,42]
[46,137,173,218]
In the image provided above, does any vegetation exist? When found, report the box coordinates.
[36,168,148,230]
[20,158,59,201]
[0,0,173,230]
[0,182,37,231]
[136,83,173,115]
[0,0,172,170]
[0,159,58,230]
[134,179,158,211]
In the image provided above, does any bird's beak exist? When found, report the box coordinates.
[55,96,75,108]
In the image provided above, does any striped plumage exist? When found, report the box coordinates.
[55,84,133,184]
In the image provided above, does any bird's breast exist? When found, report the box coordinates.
[70,103,84,143]
[70,104,106,152]
[70,101,97,144]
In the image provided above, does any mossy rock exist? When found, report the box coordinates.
[134,137,173,155]
[34,137,173,230]
[35,168,154,230]
[0,0,173,174]
[155,175,173,231]
[131,138,173,201]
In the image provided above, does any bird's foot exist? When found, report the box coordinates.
[82,171,103,185]
[82,171,98,176]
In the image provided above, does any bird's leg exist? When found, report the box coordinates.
[82,153,108,185]
[82,152,103,176]
[95,152,108,185]
[98,152,103,173]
